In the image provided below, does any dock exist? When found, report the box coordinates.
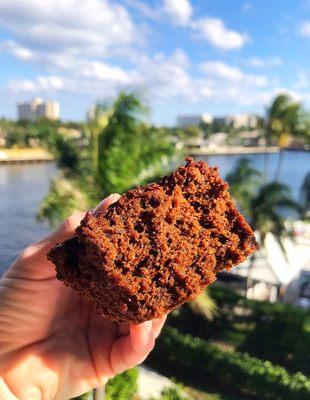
[188,146,279,156]
[0,148,54,164]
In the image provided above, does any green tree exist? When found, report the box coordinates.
[5,127,27,147]
[226,159,301,294]
[226,158,261,218]
[85,103,111,172]
[300,171,310,218]
[265,94,309,180]
[182,125,202,139]
[250,182,301,246]
[96,92,175,196]
[39,92,177,226]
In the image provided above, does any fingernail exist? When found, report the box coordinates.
[93,194,121,215]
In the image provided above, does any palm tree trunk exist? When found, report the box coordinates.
[246,253,256,298]
[263,149,269,183]
[274,149,285,181]
[93,387,105,400]
[263,127,269,183]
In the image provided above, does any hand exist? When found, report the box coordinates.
[0,194,166,400]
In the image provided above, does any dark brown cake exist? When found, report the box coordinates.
[48,158,258,323]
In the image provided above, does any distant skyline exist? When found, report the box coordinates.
[0,0,309,125]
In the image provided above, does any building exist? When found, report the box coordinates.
[225,114,258,129]
[220,221,310,307]
[177,113,213,128]
[18,97,59,121]
[36,101,59,120]
[177,113,258,130]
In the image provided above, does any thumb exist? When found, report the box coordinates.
[26,193,121,256]
[6,194,120,279]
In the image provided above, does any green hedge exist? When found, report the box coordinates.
[106,367,138,400]
[72,367,138,400]
[169,285,310,375]
[149,327,310,400]
[153,386,190,400]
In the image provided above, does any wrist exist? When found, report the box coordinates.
[0,378,19,400]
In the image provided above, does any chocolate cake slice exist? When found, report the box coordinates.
[48,158,258,323]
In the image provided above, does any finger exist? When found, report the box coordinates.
[118,323,130,337]
[16,194,121,265]
[152,315,167,338]
[110,321,154,374]
[130,321,154,354]
[8,211,86,277]
[93,193,121,216]
[8,194,120,278]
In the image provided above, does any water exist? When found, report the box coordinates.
[198,150,310,202]
[0,151,309,274]
[0,163,56,273]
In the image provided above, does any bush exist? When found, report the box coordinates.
[148,327,310,400]
[105,367,138,400]
[154,386,191,400]
[169,285,310,374]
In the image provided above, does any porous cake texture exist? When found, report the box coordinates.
[48,158,258,323]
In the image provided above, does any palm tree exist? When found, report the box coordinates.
[300,171,310,218]
[39,91,177,225]
[265,94,308,181]
[227,159,301,296]
[85,103,111,173]
[188,290,217,320]
[96,92,176,196]
[226,158,261,218]
[250,182,301,251]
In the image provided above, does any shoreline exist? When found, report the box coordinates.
[188,145,280,156]
[0,148,54,164]
[0,146,308,164]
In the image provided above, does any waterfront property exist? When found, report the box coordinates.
[18,97,59,121]
[0,147,53,164]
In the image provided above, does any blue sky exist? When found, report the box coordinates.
[0,0,309,125]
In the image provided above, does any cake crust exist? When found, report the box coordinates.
[48,158,258,323]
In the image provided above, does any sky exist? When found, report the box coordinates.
[0,0,309,125]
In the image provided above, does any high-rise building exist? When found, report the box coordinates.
[177,113,213,127]
[177,113,258,130]
[36,101,59,120]
[18,98,60,121]
[225,114,258,129]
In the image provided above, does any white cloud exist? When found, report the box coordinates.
[200,61,243,81]
[125,0,159,20]
[298,20,310,37]
[7,76,64,93]
[0,40,34,61]
[0,0,138,55]
[191,17,249,50]
[129,49,196,100]
[162,0,193,26]
[294,72,310,89]
[247,57,283,68]
[200,61,268,87]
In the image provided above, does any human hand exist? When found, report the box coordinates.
[0,194,166,400]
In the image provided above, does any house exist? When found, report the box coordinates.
[220,221,310,307]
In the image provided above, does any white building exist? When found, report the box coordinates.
[225,221,310,307]
[177,113,258,129]
[225,114,258,129]
[18,97,59,121]
[177,113,213,128]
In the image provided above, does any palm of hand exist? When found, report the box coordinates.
[0,197,165,400]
